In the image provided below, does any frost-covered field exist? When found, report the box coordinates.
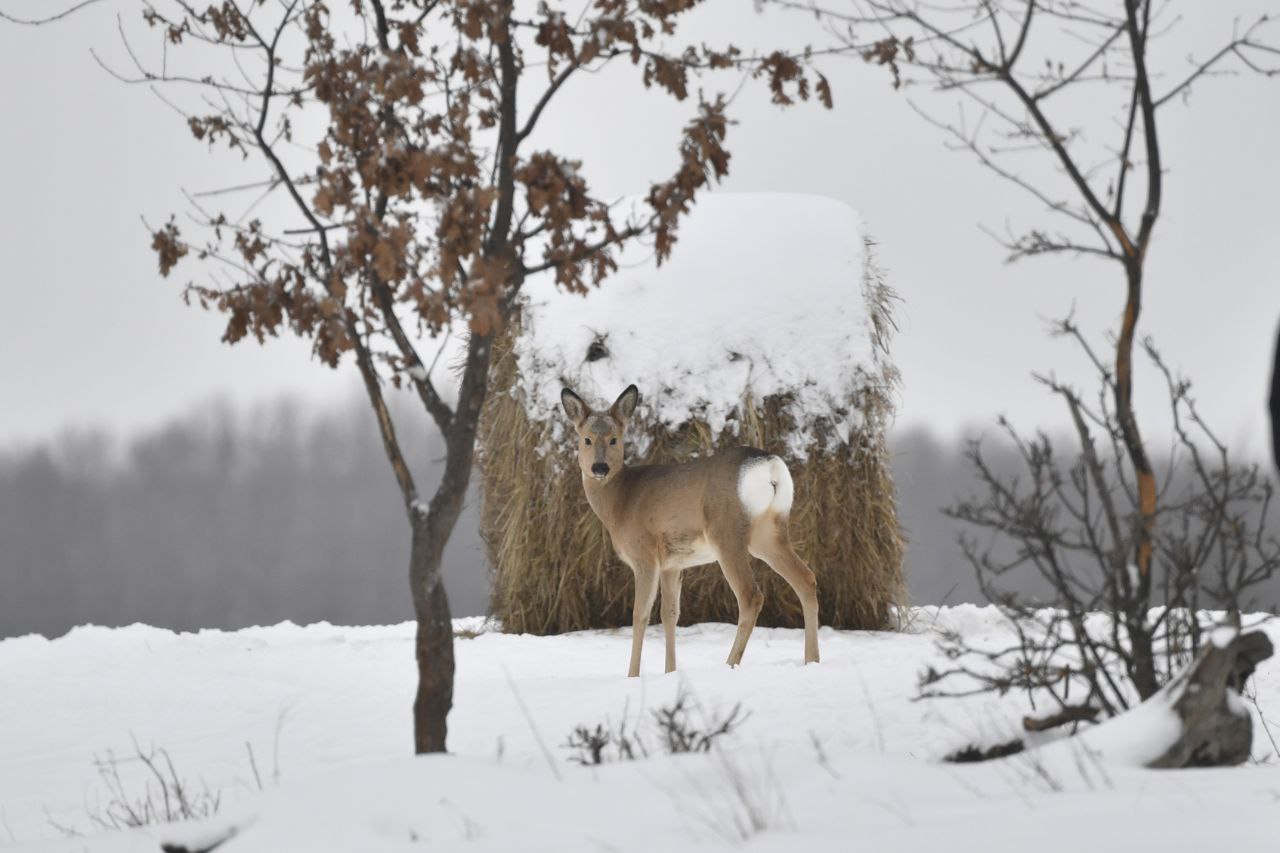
[2,607,1278,852]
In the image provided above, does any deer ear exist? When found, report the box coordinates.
[561,388,589,426]
[610,384,640,423]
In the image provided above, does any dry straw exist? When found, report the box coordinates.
[479,239,905,634]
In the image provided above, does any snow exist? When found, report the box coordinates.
[2,607,1278,852]
[514,193,889,459]
[1042,677,1184,767]
[1210,624,1239,648]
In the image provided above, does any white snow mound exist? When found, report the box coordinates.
[515,193,888,458]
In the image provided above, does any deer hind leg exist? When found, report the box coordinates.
[659,569,683,674]
[751,516,820,664]
[628,563,660,678]
[715,546,765,667]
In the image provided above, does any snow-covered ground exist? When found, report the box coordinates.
[2,607,1278,852]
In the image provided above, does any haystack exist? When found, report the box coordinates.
[479,193,904,635]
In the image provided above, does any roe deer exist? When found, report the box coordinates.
[560,385,820,677]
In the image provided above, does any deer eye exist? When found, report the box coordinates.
[583,437,592,446]
[609,437,617,446]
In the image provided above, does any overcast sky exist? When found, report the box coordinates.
[2,0,1277,461]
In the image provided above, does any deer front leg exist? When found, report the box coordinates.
[659,569,683,674]
[628,563,660,677]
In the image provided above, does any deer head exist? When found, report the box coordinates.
[560,385,639,484]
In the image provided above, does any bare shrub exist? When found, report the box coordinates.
[562,689,749,765]
[563,724,613,766]
[48,735,278,838]
[923,331,1280,728]
[86,738,221,832]
[563,720,648,766]
[652,691,749,755]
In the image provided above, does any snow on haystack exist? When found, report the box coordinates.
[479,193,903,636]
[513,192,895,459]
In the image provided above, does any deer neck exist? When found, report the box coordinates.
[581,469,626,527]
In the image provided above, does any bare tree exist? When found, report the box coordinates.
[14,0,831,752]
[774,0,1278,702]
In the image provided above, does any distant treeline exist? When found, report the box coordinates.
[1,399,1276,638]
[0,396,486,639]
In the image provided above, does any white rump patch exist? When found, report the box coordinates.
[737,456,794,519]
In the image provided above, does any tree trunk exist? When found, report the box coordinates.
[410,511,455,754]
[1127,613,1158,700]
[1114,263,1159,700]
[409,328,497,753]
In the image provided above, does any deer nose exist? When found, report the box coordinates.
[591,463,610,478]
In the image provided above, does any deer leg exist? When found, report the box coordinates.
[716,548,764,667]
[628,563,660,677]
[751,520,820,664]
[659,569,683,674]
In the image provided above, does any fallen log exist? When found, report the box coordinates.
[1146,628,1273,768]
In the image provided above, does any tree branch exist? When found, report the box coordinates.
[0,0,104,25]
